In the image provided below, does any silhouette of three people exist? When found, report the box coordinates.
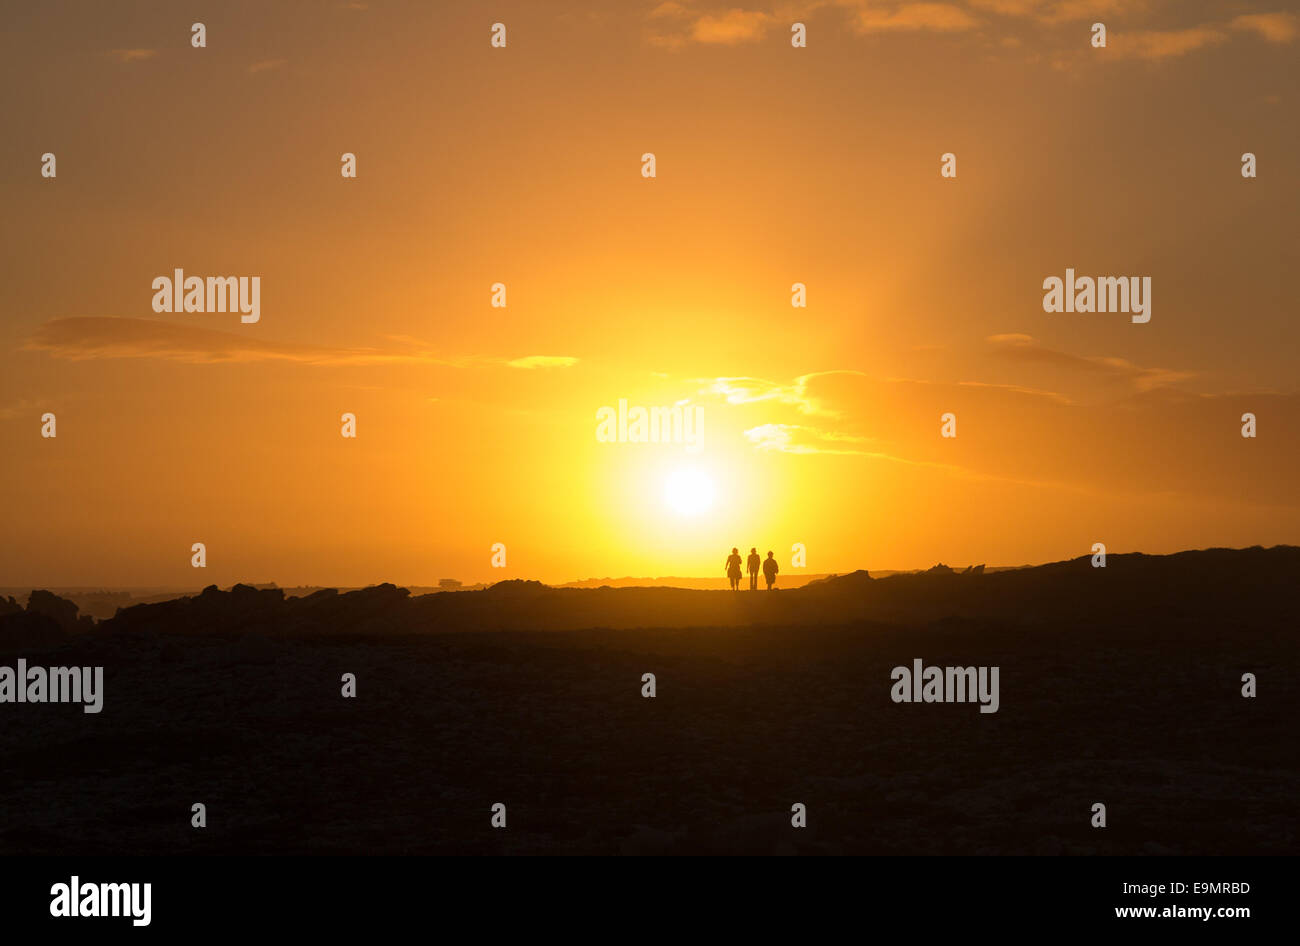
[726,547,779,591]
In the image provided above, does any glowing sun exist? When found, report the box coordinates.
[664,469,715,517]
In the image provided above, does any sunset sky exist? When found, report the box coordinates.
[1,0,1297,587]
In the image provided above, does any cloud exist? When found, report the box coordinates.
[934,377,1074,403]
[248,59,288,74]
[645,3,806,47]
[108,49,157,63]
[1106,26,1228,61]
[24,319,580,376]
[647,2,1295,60]
[1230,12,1298,43]
[985,333,1195,391]
[969,0,1138,24]
[741,421,1010,480]
[1033,0,1129,24]
[692,9,775,43]
[645,0,692,47]
[699,371,864,416]
[967,0,1043,14]
[852,3,978,33]
[696,364,1298,505]
[505,355,580,369]
[743,423,875,455]
[25,318,463,367]
[1098,10,1298,63]
[648,1,692,18]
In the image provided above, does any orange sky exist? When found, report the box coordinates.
[1,1,1297,587]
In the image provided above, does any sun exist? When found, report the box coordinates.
[664,469,715,517]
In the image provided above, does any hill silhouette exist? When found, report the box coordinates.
[1,545,1295,855]
[23,544,1285,635]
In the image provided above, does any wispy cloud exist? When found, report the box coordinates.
[1107,26,1228,61]
[505,355,579,369]
[742,421,1015,482]
[248,59,288,74]
[743,422,874,454]
[25,318,462,367]
[649,0,691,16]
[1043,7,1294,64]
[967,1,1148,25]
[1032,0,1130,24]
[693,9,775,43]
[645,0,692,47]
[108,49,157,63]
[851,3,978,33]
[986,333,1194,391]
[699,370,864,416]
[1230,12,1298,44]
[678,361,1295,505]
[967,0,1042,15]
[644,1,1296,63]
[24,318,580,374]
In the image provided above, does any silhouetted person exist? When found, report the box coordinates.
[763,551,778,590]
[747,548,761,590]
[725,547,742,591]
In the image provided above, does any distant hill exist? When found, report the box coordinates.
[3,569,1028,619]
[5,545,1286,638]
[3,543,1296,857]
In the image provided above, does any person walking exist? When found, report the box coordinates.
[763,551,779,590]
[747,548,761,590]
[725,547,743,591]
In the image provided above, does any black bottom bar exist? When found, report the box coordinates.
[0,855,1279,934]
